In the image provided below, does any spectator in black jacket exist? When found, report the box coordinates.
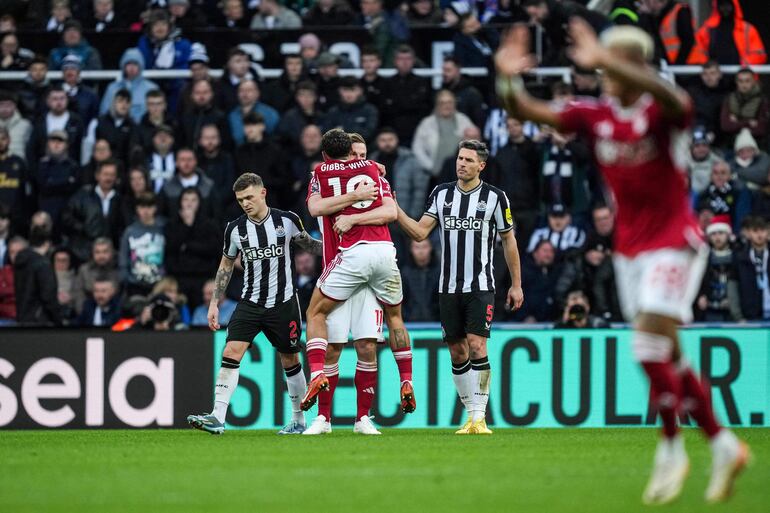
[495,117,541,250]
[639,0,695,65]
[441,55,487,129]
[360,46,389,114]
[136,89,176,158]
[160,148,221,223]
[303,0,355,26]
[290,124,322,228]
[76,275,121,327]
[16,56,50,118]
[235,112,291,209]
[294,250,318,313]
[33,130,80,234]
[687,61,730,143]
[13,225,61,325]
[277,81,324,151]
[262,54,307,114]
[61,159,123,264]
[0,127,28,227]
[513,239,559,322]
[734,216,770,321]
[164,187,221,307]
[401,238,440,321]
[524,0,609,66]
[553,238,618,320]
[179,78,231,151]
[59,55,99,129]
[88,89,138,165]
[452,14,499,69]
[322,77,379,142]
[315,52,342,112]
[197,124,235,211]
[72,237,121,315]
[28,85,84,166]
[383,45,431,146]
[216,47,260,113]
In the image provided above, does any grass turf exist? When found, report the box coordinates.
[0,428,767,513]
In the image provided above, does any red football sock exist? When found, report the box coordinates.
[305,338,328,376]
[355,361,378,420]
[317,363,339,420]
[642,361,682,438]
[392,347,412,383]
[679,365,721,438]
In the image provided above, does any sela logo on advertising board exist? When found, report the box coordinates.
[0,338,173,428]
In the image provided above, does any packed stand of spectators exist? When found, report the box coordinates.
[0,0,768,328]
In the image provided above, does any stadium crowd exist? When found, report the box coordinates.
[0,0,768,328]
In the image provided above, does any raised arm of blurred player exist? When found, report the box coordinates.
[395,203,437,242]
[307,180,379,217]
[494,24,563,129]
[500,230,524,310]
[567,18,690,119]
[333,197,397,234]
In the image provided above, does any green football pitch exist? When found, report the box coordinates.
[1,429,767,513]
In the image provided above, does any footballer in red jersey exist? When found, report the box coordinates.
[494,20,749,505]
[301,129,415,418]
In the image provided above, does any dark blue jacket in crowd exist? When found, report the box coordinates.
[77,295,123,327]
[733,245,770,321]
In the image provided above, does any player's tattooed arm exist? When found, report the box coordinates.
[212,256,235,305]
[292,231,323,256]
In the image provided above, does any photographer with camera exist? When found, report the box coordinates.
[136,292,186,331]
[555,290,609,329]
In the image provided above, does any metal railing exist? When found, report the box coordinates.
[1,63,768,86]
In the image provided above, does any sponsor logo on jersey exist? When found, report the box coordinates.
[505,208,513,225]
[476,200,487,211]
[445,216,484,231]
[243,244,285,261]
[275,226,286,237]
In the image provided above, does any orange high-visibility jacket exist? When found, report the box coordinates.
[659,2,694,64]
[688,0,767,65]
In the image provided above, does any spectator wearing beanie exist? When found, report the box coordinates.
[730,128,770,191]
[686,125,723,194]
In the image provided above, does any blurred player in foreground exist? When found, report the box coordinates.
[494,20,749,504]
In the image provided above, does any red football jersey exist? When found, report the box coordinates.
[558,93,703,257]
[310,158,393,254]
[306,175,340,268]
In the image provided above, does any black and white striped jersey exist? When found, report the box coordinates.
[424,181,514,293]
[223,209,304,308]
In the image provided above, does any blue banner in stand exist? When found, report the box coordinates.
[216,328,770,429]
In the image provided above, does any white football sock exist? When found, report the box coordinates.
[470,357,491,422]
[213,358,240,423]
[284,363,307,425]
[451,359,473,415]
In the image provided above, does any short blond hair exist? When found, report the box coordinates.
[600,26,654,63]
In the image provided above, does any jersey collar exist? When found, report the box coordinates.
[455,180,483,195]
[247,208,271,225]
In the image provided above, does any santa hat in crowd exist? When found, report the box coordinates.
[706,214,732,236]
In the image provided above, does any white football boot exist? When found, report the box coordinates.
[642,435,689,505]
[353,415,382,435]
[705,430,751,503]
[301,414,332,435]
